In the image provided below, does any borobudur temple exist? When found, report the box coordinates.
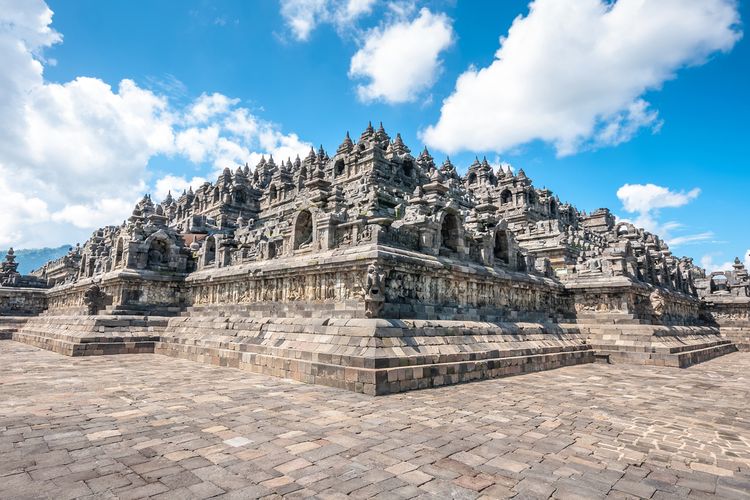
[1,122,748,395]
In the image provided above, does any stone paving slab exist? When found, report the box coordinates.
[1,341,749,499]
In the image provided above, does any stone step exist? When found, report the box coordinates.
[596,341,737,368]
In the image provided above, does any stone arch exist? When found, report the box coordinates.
[203,236,216,266]
[269,184,278,202]
[79,254,88,279]
[234,189,246,204]
[549,199,557,216]
[146,235,170,270]
[440,212,461,253]
[710,272,729,294]
[402,160,414,178]
[334,159,345,177]
[527,190,536,205]
[114,238,124,269]
[494,228,510,265]
[467,172,477,185]
[615,222,631,236]
[500,189,512,205]
[293,209,314,250]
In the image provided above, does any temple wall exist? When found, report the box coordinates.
[702,298,750,351]
[377,249,569,321]
[186,249,372,319]
[45,271,186,315]
[0,287,47,316]
[567,281,701,325]
[703,298,750,324]
[183,245,571,321]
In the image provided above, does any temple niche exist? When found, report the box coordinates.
[293,209,314,251]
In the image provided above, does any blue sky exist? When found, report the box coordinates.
[2,0,748,271]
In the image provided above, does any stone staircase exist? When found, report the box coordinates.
[567,321,737,367]
[0,317,28,340]
[8,315,167,356]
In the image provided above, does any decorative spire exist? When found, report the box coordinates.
[337,131,354,155]
[360,121,375,142]
[391,133,409,155]
[305,147,316,164]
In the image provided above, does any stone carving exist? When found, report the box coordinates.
[364,264,386,318]
[83,284,106,315]
[650,289,666,320]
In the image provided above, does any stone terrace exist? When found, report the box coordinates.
[1,342,749,500]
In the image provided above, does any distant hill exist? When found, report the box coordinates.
[8,245,72,275]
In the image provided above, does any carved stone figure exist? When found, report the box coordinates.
[83,284,106,315]
[364,264,386,318]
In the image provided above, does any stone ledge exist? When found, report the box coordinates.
[6,314,595,395]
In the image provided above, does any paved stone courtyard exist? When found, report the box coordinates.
[1,342,749,500]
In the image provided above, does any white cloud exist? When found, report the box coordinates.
[349,7,453,104]
[422,0,741,155]
[0,0,311,249]
[615,183,704,242]
[153,175,208,201]
[186,92,239,124]
[51,198,137,229]
[279,0,376,41]
[667,232,714,248]
[616,184,700,214]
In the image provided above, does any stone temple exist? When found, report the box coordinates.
[1,123,748,395]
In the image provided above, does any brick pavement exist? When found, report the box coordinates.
[1,341,749,499]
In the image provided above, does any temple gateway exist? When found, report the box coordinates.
[1,123,748,395]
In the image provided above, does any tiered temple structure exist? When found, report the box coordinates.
[1,123,747,394]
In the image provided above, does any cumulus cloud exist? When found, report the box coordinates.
[422,0,742,155]
[615,183,711,247]
[701,250,750,273]
[0,0,311,248]
[153,174,208,201]
[616,184,701,214]
[279,0,376,41]
[185,92,239,124]
[349,7,453,104]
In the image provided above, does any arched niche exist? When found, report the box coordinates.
[334,159,345,177]
[114,238,124,269]
[293,210,314,250]
[402,160,414,178]
[204,236,216,266]
[440,213,460,252]
[494,229,510,265]
[80,254,88,279]
[500,189,512,205]
[147,237,170,269]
